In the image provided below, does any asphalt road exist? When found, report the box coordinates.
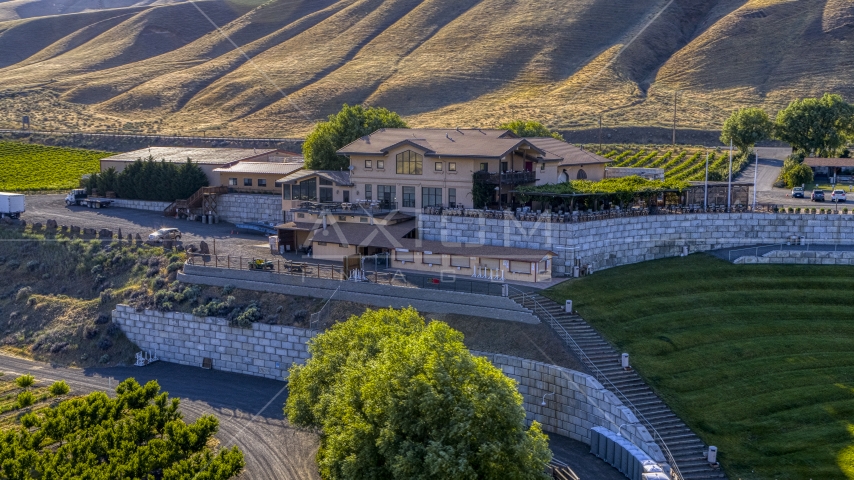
[0,353,623,480]
[21,194,276,260]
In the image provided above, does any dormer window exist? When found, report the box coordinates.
[396,150,423,175]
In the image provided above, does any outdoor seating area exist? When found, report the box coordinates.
[423,204,771,223]
[294,200,399,215]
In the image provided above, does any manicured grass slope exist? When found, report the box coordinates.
[0,141,108,191]
[544,255,854,479]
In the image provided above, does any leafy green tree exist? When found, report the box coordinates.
[720,108,772,157]
[780,155,814,188]
[499,120,564,140]
[16,391,34,408]
[15,374,34,390]
[774,94,854,157]
[286,308,552,480]
[91,156,208,201]
[0,378,244,479]
[304,104,409,170]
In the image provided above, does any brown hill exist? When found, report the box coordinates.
[0,0,851,138]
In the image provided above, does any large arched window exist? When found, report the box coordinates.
[395,150,423,175]
[577,168,587,180]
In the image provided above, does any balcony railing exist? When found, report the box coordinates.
[291,201,400,216]
[473,170,536,185]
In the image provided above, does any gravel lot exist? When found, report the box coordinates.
[22,194,278,259]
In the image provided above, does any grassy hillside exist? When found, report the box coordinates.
[0,141,109,191]
[544,255,854,479]
[0,0,852,136]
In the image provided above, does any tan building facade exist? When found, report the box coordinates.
[215,162,303,194]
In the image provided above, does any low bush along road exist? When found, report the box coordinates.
[22,194,276,260]
[0,353,321,480]
[544,254,854,480]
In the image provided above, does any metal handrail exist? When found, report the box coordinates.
[509,288,684,480]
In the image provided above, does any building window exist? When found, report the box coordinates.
[435,162,443,171]
[258,179,267,187]
[422,253,442,265]
[282,184,292,200]
[295,178,316,201]
[360,217,368,223]
[378,185,395,204]
[297,213,305,218]
[365,160,372,169]
[448,162,456,172]
[450,255,470,268]
[339,243,347,248]
[510,260,532,274]
[422,187,442,208]
[339,216,347,221]
[377,160,385,169]
[540,162,545,171]
[402,186,415,208]
[320,187,333,202]
[316,241,327,246]
[228,177,237,186]
[480,162,488,172]
[364,184,372,201]
[320,177,333,186]
[396,150,423,175]
[577,169,587,180]
[448,188,456,207]
[244,178,252,187]
[396,250,414,262]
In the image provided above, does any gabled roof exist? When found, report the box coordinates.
[337,128,541,158]
[276,170,352,186]
[213,162,304,175]
[803,158,854,168]
[526,138,610,166]
[102,147,283,165]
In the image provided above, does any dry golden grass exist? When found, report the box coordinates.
[0,0,851,136]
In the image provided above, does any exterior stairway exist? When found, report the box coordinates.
[164,186,228,216]
[512,293,726,480]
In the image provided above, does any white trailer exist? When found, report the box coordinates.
[0,193,25,219]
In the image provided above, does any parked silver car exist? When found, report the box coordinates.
[148,228,182,242]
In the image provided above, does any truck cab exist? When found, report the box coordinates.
[65,189,87,206]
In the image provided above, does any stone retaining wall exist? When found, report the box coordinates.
[217,194,282,224]
[112,304,315,380]
[479,352,666,465]
[735,249,854,265]
[111,305,665,466]
[94,198,171,212]
[419,213,854,275]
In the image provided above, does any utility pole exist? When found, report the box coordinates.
[752,149,759,210]
[704,152,709,211]
[598,114,603,153]
[727,139,733,212]
[672,90,678,146]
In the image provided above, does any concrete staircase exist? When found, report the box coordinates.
[513,293,726,480]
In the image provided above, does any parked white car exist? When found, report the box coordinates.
[831,190,847,202]
[148,228,182,242]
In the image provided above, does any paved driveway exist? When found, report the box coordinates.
[22,194,277,259]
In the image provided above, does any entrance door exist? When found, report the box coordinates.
[525,161,533,172]
[343,190,350,202]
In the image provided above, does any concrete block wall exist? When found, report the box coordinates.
[478,352,666,464]
[112,304,316,380]
[95,198,171,212]
[419,213,854,275]
[111,306,664,466]
[217,194,283,224]
[735,249,854,265]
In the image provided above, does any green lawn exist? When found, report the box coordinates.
[0,141,109,191]
[543,255,854,479]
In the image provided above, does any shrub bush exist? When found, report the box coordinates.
[49,380,70,396]
[15,374,35,390]
[16,391,35,408]
[97,338,113,350]
[16,287,32,302]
